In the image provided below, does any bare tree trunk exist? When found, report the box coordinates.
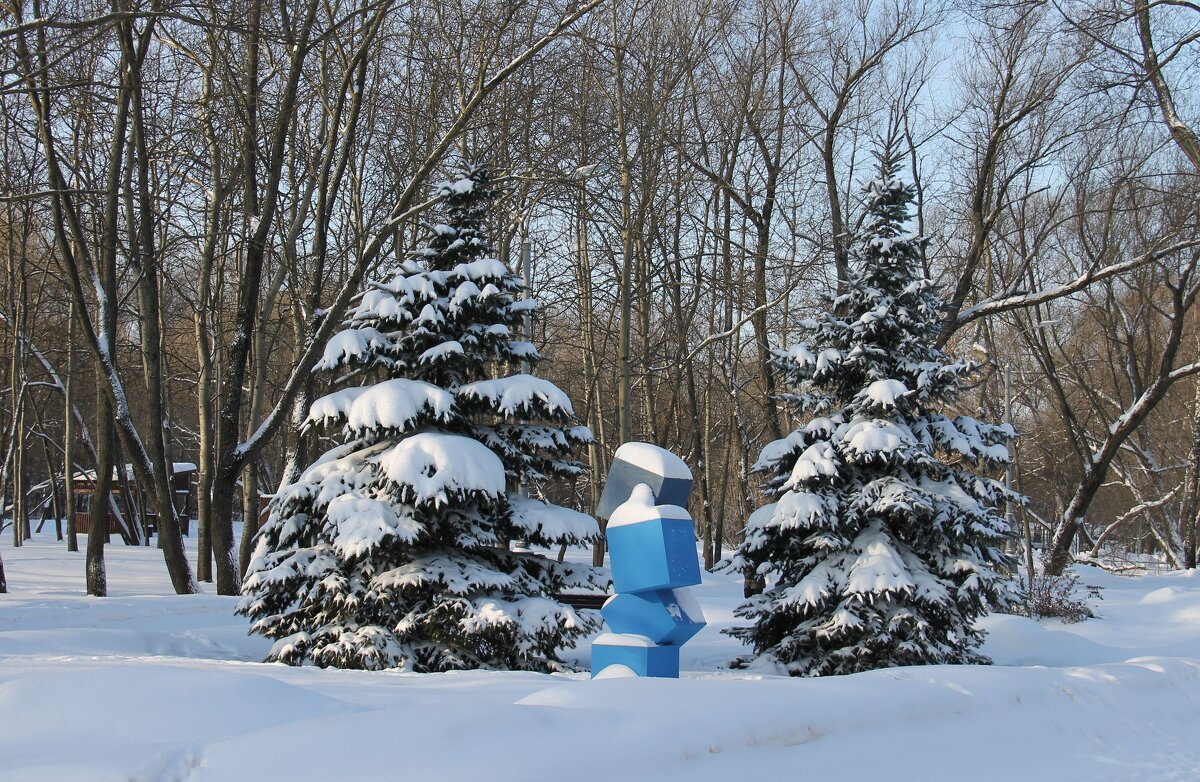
[1134,0,1200,171]
[208,0,273,595]
[1177,378,1200,569]
[5,235,24,547]
[87,393,113,597]
[119,9,194,582]
[192,42,221,581]
[34,405,63,540]
[685,354,716,570]
[65,297,77,552]
[113,438,140,544]
[7,0,604,596]
[612,6,635,447]
[700,375,716,570]
[717,189,737,568]
[14,326,31,542]
[574,186,608,567]
[730,342,761,597]
[196,476,213,580]
[13,379,27,544]
[240,232,291,578]
[1047,296,1200,574]
[1134,0,1200,569]
[6,0,212,588]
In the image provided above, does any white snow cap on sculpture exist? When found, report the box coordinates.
[862,378,909,407]
[378,432,505,505]
[612,442,692,480]
[668,583,704,619]
[607,483,691,529]
[593,632,657,647]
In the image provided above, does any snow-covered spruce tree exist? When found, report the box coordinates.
[238,165,603,672]
[725,154,1016,676]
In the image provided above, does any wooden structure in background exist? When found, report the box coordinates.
[72,463,196,538]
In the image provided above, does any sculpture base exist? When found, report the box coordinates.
[591,634,680,678]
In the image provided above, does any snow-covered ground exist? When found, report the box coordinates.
[2,534,1199,782]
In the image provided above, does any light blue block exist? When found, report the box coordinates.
[596,442,693,519]
[591,635,680,678]
[601,589,706,646]
[597,460,693,519]
[607,514,702,593]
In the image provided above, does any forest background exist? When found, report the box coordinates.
[0,0,1197,596]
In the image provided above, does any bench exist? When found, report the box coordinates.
[554,593,610,611]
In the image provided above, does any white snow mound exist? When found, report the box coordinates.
[378,432,505,504]
[508,494,598,542]
[308,379,453,432]
[862,378,909,407]
[457,375,574,417]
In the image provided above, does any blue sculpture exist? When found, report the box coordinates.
[600,589,705,646]
[606,488,701,594]
[592,443,706,679]
[591,633,680,678]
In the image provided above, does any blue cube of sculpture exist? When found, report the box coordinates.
[596,442,693,519]
[601,588,706,646]
[607,497,702,594]
[591,634,680,678]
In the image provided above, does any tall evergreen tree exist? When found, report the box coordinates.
[726,153,1016,676]
[239,165,603,672]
